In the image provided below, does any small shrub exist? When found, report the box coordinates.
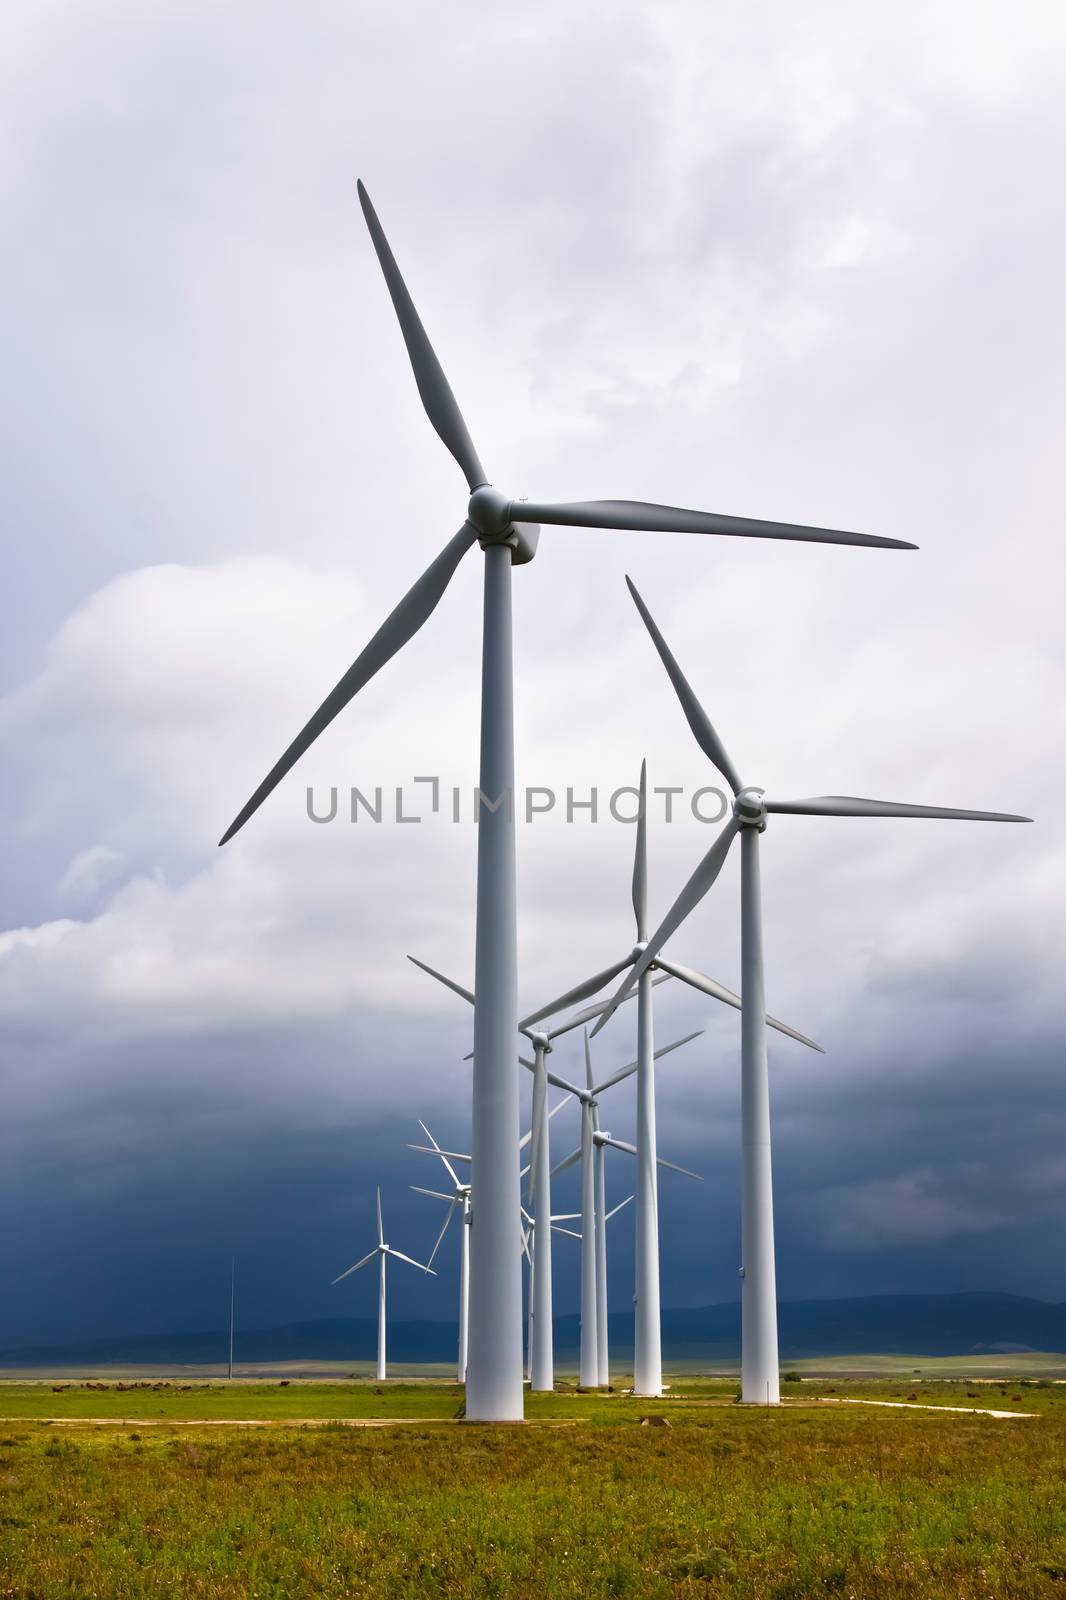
[672,1547,736,1580]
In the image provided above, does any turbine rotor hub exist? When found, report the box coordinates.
[467,485,541,565]
[467,484,512,539]
[530,1030,551,1053]
[630,940,648,962]
[734,787,768,831]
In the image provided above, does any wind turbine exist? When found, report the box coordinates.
[594,576,1033,1404]
[518,759,821,1397]
[407,952,664,1393]
[523,1195,632,1384]
[519,1203,581,1384]
[409,1107,570,1384]
[408,1122,471,1383]
[332,1187,435,1382]
[219,182,915,1421]
[550,1027,702,1387]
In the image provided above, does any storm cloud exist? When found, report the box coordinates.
[1,0,1064,1345]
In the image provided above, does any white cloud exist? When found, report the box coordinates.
[57,844,123,899]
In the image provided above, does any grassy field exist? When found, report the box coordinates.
[1,1375,1064,1597]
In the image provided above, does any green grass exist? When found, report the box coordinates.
[0,1378,1064,1596]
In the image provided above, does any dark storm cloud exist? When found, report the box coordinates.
[1,0,1064,1346]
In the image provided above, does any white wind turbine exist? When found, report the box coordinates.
[408,1122,471,1383]
[407,953,664,1393]
[524,1194,633,1385]
[332,1187,435,1382]
[219,181,915,1421]
[519,1202,581,1384]
[550,1027,702,1388]
[519,760,821,1398]
[594,576,1033,1404]
[409,1107,570,1384]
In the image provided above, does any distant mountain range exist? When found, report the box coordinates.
[2,1292,1063,1368]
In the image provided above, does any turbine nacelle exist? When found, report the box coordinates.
[734,787,767,831]
[467,485,540,565]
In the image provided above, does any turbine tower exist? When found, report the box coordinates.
[220,183,914,1421]
[594,577,1032,1403]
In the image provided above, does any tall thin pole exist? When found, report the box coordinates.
[633,968,661,1395]
[458,1197,470,1384]
[377,1251,387,1382]
[594,1139,609,1386]
[526,1238,535,1383]
[530,1040,554,1390]
[466,543,523,1421]
[227,1256,235,1382]
[579,1101,599,1387]
[740,826,779,1403]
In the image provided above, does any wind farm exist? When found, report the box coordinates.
[4,8,1063,1595]
[212,180,1029,1425]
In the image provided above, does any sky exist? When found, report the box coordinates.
[1,0,1064,1347]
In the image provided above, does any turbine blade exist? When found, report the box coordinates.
[657,1154,702,1180]
[551,1148,582,1179]
[417,1119,462,1189]
[519,955,634,1030]
[376,1187,383,1247]
[652,955,824,1053]
[219,523,478,844]
[410,1185,454,1203]
[591,1060,641,1095]
[545,973,671,1041]
[427,1198,459,1268]
[517,497,915,550]
[592,1028,704,1096]
[548,1093,574,1120]
[591,819,741,1037]
[626,577,742,794]
[548,1070,582,1097]
[331,1248,377,1286]
[385,1247,435,1274]
[633,757,648,939]
[606,1195,634,1221]
[357,181,486,491]
[652,1029,704,1061]
[765,794,1033,823]
[407,956,475,1007]
[551,1225,582,1239]
[599,1137,699,1179]
[407,1143,472,1164]
[584,1027,594,1094]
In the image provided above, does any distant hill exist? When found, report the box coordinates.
[2,1292,1063,1368]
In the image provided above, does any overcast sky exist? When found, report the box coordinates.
[2,0,1064,1347]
